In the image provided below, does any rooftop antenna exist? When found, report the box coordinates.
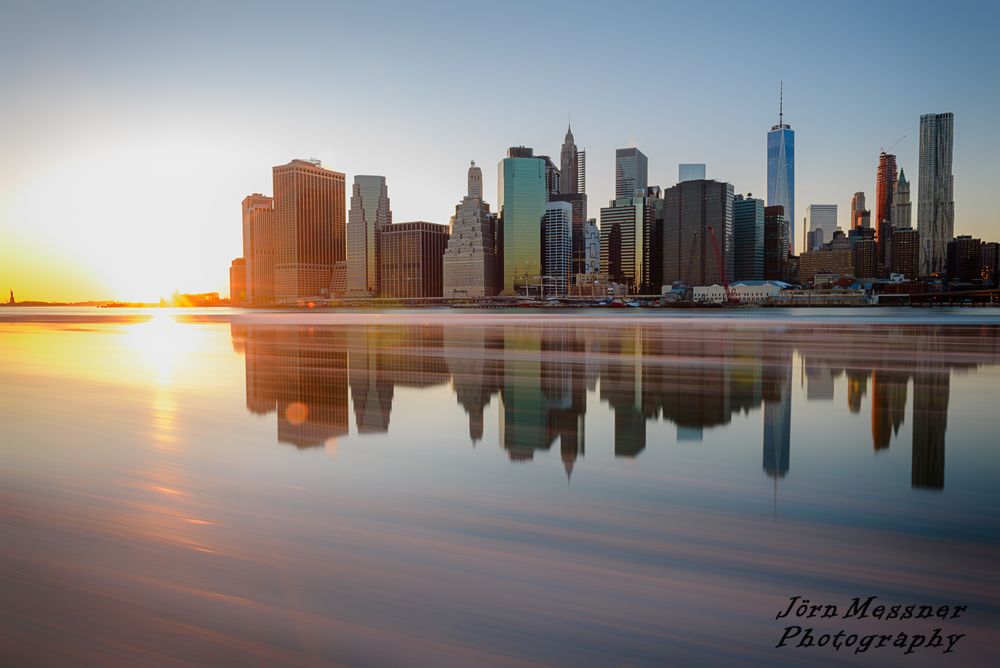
[779,81,784,127]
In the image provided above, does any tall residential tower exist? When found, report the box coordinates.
[918,113,955,275]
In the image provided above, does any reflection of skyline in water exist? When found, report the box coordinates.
[231,322,1000,490]
[4,311,1000,667]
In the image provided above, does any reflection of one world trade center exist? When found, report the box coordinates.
[762,345,793,478]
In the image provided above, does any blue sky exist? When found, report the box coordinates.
[1,0,998,299]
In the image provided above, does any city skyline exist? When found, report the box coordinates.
[2,1,999,301]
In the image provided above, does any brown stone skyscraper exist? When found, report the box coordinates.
[273,159,346,302]
[876,152,897,272]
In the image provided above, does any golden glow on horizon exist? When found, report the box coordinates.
[1,136,237,302]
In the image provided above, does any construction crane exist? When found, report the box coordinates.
[706,225,738,305]
[882,135,906,153]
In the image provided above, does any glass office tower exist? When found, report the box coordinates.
[615,147,648,199]
[767,124,794,254]
[733,194,764,281]
[498,148,547,295]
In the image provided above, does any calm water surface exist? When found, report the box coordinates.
[2,308,999,667]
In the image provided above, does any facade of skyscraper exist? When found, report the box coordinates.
[767,99,795,254]
[615,147,648,199]
[229,257,247,303]
[644,187,665,293]
[600,197,646,291]
[918,112,955,275]
[679,163,706,182]
[273,159,346,302]
[807,204,839,251]
[443,162,498,298]
[981,242,999,285]
[542,201,572,296]
[552,192,588,278]
[241,193,275,303]
[498,147,547,295]
[577,150,586,193]
[662,179,735,287]
[876,152,897,272]
[892,169,912,230]
[379,221,450,298]
[559,126,579,195]
[763,205,788,281]
[946,236,982,282]
[346,175,391,297]
[555,125,589,279]
[540,155,560,199]
[584,218,599,275]
[849,227,878,279]
[890,227,920,279]
[733,194,764,281]
[850,192,867,229]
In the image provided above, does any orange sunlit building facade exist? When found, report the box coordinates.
[273,159,346,302]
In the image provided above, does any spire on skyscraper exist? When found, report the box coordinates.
[779,80,783,127]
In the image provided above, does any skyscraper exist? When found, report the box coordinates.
[891,227,920,279]
[892,168,911,229]
[242,193,275,303]
[763,206,787,281]
[584,218,599,275]
[443,162,498,298]
[733,194,764,281]
[918,113,955,276]
[644,187,665,293]
[806,204,838,251]
[615,147,648,199]
[346,175,391,297]
[542,201,572,296]
[850,192,867,229]
[498,147,547,295]
[229,257,247,303]
[767,85,795,254]
[273,159,346,302]
[876,152,897,272]
[559,126,579,195]
[945,235,982,282]
[554,125,589,278]
[662,179,735,287]
[379,222,450,298]
[600,196,646,291]
[849,227,878,279]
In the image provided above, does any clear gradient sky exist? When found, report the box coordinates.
[1,0,998,301]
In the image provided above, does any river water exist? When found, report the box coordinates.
[2,307,999,666]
